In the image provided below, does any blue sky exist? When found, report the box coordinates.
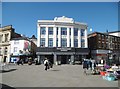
[2,2,118,37]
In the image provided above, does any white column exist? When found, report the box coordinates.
[85,29,88,48]
[45,27,49,47]
[71,27,74,47]
[37,24,41,47]
[53,26,57,47]
[78,29,81,48]
[67,27,70,47]
[58,27,61,47]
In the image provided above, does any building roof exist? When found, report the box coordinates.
[38,16,87,26]
[107,30,120,34]
[88,31,120,38]
[11,37,30,41]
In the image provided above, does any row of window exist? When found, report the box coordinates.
[0,33,9,43]
[40,38,85,47]
[40,27,85,36]
[98,34,120,42]
[98,41,120,49]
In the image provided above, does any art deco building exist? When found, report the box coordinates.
[36,16,89,65]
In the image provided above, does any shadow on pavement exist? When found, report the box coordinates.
[51,69,60,71]
[0,83,15,89]
[0,69,17,73]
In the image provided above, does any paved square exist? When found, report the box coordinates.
[1,64,118,87]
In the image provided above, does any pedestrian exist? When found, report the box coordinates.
[83,59,89,75]
[49,60,53,68]
[44,58,49,71]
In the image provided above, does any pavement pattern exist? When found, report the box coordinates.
[0,64,118,87]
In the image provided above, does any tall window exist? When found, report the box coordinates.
[61,38,67,47]
[0,35,3,43]
[74,39,78,47]
[41,27,46,35]
[57,27,58,35]
[69,28,71,35]
[48,27,53,35]
[56,38,58,47]
[74,28,78,36]
[81,29,85,36]
[14,47,18,53]
[40,38,45,47]
[49,38,53,47]
[81,39,85,48]
[61,27,67,35]
[5,34,9,42]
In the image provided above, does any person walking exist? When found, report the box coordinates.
[83,59,89,75]
[44,58,49,71]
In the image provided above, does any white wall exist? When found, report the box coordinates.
[10,40,24,55]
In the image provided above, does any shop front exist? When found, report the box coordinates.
[36,47,89,65]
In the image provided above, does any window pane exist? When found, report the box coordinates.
[49,38,53,47]
[57,27,58,35]
[41,27,46,35]
[81,29,85,36]
[74,39,78,47]
[40,38,45,47]
[74,28,78,36]
[61,38,67,47]
[69,28,71,35]
[48,27,53,35]
[14,47,17,53]
[81,39,85,48]
[56,38,58,47]
[61,27,67,35]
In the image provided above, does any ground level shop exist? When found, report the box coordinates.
[36,47,89,65]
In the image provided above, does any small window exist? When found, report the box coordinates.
[14,47,17,53]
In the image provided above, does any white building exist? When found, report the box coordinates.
[10,37,36,62]
[36,16,89,65]
[108,31,120,37]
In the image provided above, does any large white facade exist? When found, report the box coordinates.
[37,16,88,48]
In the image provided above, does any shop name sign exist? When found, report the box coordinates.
[57,48,71,51]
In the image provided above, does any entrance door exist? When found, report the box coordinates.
[60,55,70,64]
